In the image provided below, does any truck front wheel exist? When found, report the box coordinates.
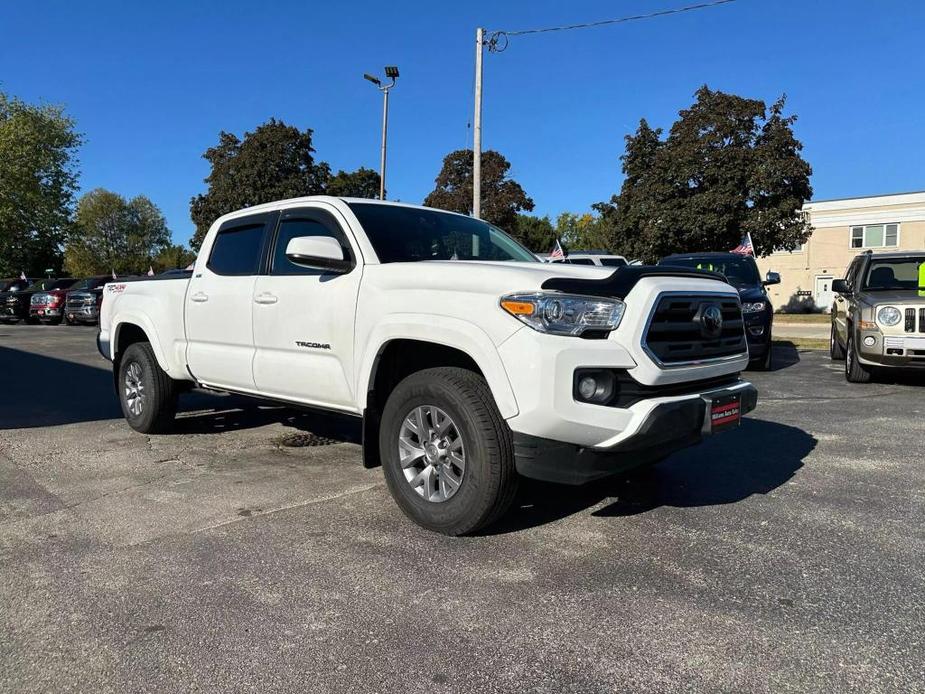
[378,367,518,536]
[118,342,179,433]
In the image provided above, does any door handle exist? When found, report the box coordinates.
[190,292,209,303]
[254,293,278,305]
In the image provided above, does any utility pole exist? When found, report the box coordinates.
[364,66,400,200]
[472,27,484,219]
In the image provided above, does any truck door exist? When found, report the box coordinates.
[185,212,277,391]
[251,206,363,411]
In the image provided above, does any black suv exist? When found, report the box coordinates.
[658,252,780,370]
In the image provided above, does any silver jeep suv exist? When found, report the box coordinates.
[831,250,925,382]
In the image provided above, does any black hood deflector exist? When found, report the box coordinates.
[541,265,729,300]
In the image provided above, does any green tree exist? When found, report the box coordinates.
[189,119,331,249]
[0,91,81,276]
[153,243,197,272]
[597,86,813,262]
[424,149,534,231]
[327,167,381,199]
[65,189,170,276]
[555,212,612,252]
[511,214,556,253]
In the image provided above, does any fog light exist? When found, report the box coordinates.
[574,370,616,404]
[748,326,765,336]
[864,336,876,347]
[578,376,598,400]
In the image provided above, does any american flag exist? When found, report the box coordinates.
[549,238,567,261]
[731,233,754,256]
[20,271,26,281]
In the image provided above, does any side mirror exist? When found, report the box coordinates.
[763,271,781,286]
[832,279,851,295]
[285,236,352,273]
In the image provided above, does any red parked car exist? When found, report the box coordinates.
[29,276,109,325]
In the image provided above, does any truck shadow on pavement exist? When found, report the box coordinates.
[0,345,361,443]
[486,418,815,535]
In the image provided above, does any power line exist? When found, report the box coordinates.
[486,0,736,52]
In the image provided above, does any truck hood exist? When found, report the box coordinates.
[365,261,731,299]
[365,260,614,296]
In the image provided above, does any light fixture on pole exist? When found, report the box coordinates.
[364,66,399,200]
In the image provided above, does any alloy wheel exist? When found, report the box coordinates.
[124,361,146,417]
[398,405,466,502]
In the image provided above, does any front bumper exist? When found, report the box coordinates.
[858,332,925,368]
[66,306,100,323]
[30,307,62,320]
[513,381,758,485]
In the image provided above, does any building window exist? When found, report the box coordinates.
[772,242,806,254]
[851,223,899,249]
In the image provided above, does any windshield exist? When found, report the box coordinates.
[660,256,761,288]
[862,257,925,291]
[67,277,105,291]
[348,203,538,264]
[28,279,71,291]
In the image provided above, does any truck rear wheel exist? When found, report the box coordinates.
[378,367,518,536]
[830,322,846,360]
[118,342,179,433]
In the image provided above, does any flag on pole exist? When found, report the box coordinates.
[112,269,117,280]
[731,232,754,256]
[147,266,155,277]
[548,238,567,261]
[20,271,26,281]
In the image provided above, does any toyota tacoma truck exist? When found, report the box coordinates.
[98,197,757,535]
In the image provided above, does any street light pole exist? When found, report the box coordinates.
[379,88,389,201]
[472,27,484,219]
[364,66,399,200]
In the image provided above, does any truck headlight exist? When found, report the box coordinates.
[877,306,901,327]
[500,292,625,337]
[741,301,766,313]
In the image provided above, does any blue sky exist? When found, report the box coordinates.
[2,0,923,246]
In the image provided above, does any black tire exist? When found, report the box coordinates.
[749,337,773,371]
[830,322,846,360]
[117,342,179,433]
[378,367,518,536]
[845,335,872,383]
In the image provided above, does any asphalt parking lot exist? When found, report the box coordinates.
[1,326,923,693]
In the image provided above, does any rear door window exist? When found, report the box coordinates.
[207,218,271,276]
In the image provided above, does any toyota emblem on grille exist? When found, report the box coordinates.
[701,304,723,338]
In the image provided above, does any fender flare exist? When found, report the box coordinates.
[356,315,519,419]
[111,314,175,376]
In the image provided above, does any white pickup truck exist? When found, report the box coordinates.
[99,197,757,534]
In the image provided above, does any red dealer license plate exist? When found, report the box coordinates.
[707,393,741,433]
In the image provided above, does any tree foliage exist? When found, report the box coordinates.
[65,189,171,276]
[424,149,534,231]
[189,119,331,249]
[154,243,197,272]
[555,212,612,252]
[597,86,813,262]
[0,91,81,276]
[511,214,556,253]
[327,167,381,199]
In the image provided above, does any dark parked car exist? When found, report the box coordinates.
[63,276,111,325]
[1,278,72,324]
[658,252,780,370]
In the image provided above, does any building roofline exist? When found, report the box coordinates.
[808,189,925,205]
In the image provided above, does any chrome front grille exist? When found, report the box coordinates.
[67,293,95,309]
[643,293,746,366]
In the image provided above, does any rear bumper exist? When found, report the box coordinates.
[97,331,111,361]
[513,382,758,485]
